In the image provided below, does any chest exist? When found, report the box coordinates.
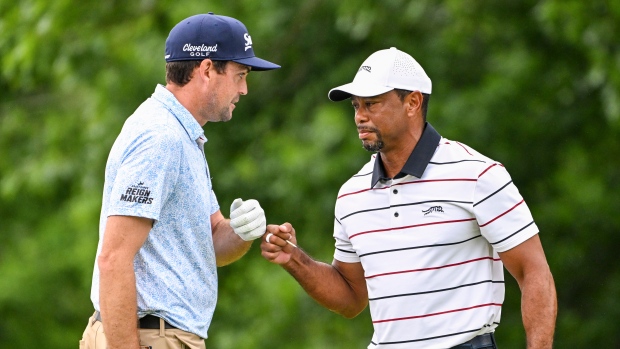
[338,178,480,257]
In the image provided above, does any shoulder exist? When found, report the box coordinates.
[435,137,497,163]
[428,137,504,177]
[128,99,185,141]
[336,154,376,198]
[112,109,185,163]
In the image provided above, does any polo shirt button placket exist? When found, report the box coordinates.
[389,181,400,219]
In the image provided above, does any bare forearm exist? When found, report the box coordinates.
[212,219,252,266]
[521,269,557,349]
[97,215,152,349]
[99,263,140,349]
[282,250,367,318]
[499,235,557,349]
[260,223,368,317]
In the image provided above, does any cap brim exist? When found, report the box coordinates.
[328,82,393,101]
[233,56,280,71]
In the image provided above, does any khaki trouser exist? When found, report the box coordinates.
[79,313,206,349]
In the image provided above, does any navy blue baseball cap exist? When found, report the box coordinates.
[165,13,280,71]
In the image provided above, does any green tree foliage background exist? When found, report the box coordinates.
[1,0,619,348]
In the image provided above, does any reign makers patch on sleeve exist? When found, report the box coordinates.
[120,182,154,204]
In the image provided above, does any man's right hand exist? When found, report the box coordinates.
[260,223,297,265]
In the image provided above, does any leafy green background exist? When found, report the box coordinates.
[1,0,619,348]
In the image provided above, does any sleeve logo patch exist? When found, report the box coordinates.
[120,182,154,204]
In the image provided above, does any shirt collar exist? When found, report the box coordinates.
[371,122,441,188]
[151,84,206,144]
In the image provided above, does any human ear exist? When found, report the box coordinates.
[406,91,423,117]
[198,59,214,81]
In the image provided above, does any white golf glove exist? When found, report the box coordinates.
[229,198,266,241]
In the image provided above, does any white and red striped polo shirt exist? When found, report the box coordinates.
[333,123,538,348]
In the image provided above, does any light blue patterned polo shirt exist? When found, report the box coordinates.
[90,84,220,338]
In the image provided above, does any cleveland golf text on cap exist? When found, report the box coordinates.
[165,13,280,71]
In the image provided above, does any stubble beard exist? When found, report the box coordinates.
[215,105,232,122]
[362,133,384,152]
[201,93,233,122]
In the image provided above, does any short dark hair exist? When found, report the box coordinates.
[394,89,431,122]
[165,60,229,86]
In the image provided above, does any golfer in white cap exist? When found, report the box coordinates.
[261,47,557,349]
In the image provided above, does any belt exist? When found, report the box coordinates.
[450,333,497,349]
[94,311,177,330]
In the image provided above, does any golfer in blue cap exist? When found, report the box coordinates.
[80,13,279,349]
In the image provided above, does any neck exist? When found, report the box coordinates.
[379,145,414,178]
[380,122,424,178]
[165,83,206,126]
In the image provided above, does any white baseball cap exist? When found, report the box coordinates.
[328,47,432,101]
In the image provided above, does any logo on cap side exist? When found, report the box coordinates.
[182,43,218,52]
[244,33,252,51]
[359,66,371,73]
[182,43,218,58]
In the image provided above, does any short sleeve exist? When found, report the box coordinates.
[474,163,539,252]
[333,217,360,263]
[107,128,181,220]
[208,189,219,216]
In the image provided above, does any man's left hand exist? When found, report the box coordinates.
[229,198,266,241]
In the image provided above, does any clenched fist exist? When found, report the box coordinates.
[229,198,266,241]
